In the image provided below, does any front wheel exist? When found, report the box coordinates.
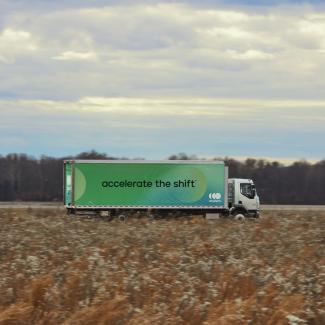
[234,213,245,221]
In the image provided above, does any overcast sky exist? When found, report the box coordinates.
[1,0,324,162]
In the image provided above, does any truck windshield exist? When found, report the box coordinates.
[240,183,256,199]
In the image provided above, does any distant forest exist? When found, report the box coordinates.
[0,150,324,204]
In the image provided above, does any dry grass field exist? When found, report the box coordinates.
[0,209,324,325]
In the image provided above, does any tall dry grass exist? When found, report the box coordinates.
[0,208,324,324]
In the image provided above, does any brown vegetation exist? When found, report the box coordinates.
[0,208,324,324]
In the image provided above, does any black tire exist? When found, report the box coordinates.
[234,213,245,221]
[67,208,75,215]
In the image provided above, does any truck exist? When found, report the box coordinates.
[64,160,260,219]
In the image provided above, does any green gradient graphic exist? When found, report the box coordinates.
[74,167,86,201]
[73,162,225,207]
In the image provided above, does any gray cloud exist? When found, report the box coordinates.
[1,3,325,100]
[0,1,324,159]
[0,98,324,159]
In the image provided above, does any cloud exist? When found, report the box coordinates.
[0,2,324,100]
[0,28,38,63]
[225,49,274,60]
[0,1,325,159]
[0,96,324,158]
[52,51,98,61]
[2,96,325,121]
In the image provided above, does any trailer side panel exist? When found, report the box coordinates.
[67,161,226,209]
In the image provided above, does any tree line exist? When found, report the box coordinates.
[0,150,324,204]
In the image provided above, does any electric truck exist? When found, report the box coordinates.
[64,160,260,219]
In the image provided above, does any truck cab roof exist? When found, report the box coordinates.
[228,178,254,184]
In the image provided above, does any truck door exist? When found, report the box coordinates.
[64,162,72,206]
[240,182,258,210]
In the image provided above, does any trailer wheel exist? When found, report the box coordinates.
[118,214,127,222]
[234,213,245,221]
[67,208,75,215]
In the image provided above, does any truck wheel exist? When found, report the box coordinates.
[118,214,127,222]
[67,208,75,215]
[99,210,110,218]
[234,213,245,221]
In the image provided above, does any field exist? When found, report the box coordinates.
[0,209,324,324]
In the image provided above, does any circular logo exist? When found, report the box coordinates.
[209,192,221,200]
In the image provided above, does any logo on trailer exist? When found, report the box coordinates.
[208,192,222,202]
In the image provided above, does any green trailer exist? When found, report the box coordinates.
[64,160,228,214]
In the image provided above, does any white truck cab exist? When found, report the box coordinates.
[228,178,260,218]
